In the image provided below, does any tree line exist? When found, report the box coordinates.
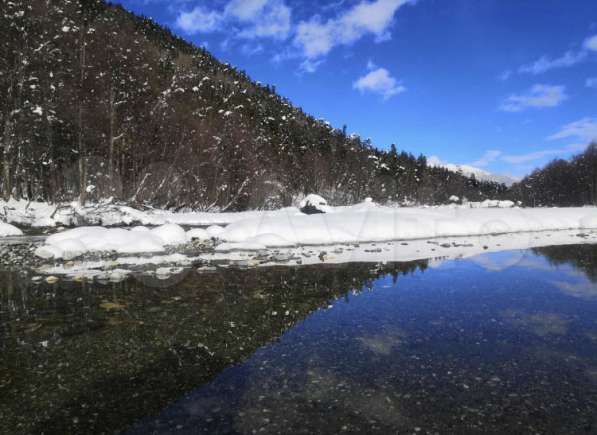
[510,144,597,207]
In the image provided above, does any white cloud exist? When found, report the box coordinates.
[240,43,264,56]
[294,0,412,60]
[299,58,325,73]
[294,17,336,58]
[471,150,502,167]
[499,84,567,112]
[518,50,587,75]
[498,70,512,81]
[174,0,413,68]
[339,0,407,40]
[515,34,597,76]
[237,0,291,40]
[225,0,269,21]
[549,117,597,144]
[586,77,597,89]
[176,6,223,34]
[353,67,405,100]
[584,34,597,51]
[501,150,563,165]
[176,0,291,40]
[501,144,586,165]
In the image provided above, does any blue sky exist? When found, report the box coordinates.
[113,0,597,179]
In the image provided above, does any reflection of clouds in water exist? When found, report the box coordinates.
[232,367,410,433]
[427,258,448,269]
[132,267,194,289]
[230,327,414,431]
[471,251,591,286]
[553,280,597,300]
[357,328,407,356]
[470,250,530,272]
[517,256,587,280]
[501,310,569,337]
[515,255,556,272]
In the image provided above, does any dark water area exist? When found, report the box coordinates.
[2,246,597,434]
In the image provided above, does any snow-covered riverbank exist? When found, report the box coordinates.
[3,199,597,279]
[0,198,293,228]
[215,202,597,251]
[0,197,517,229]
[21,201,597,257]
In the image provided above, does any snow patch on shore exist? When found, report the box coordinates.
[0,222,23,237]
[35,224,198,260]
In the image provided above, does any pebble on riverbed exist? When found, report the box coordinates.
[0,243,47,269]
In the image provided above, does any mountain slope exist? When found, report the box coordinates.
[0,0,507,210]
[509,144,597,206]
[428,157,519,186]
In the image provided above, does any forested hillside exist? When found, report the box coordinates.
[510,144,597,207]
[0,0,507,210]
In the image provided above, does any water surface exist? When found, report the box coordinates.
[2,245,597,434]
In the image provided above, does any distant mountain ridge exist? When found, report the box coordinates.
[428,156,519,186]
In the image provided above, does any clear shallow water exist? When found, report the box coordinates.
[2,246,597,434]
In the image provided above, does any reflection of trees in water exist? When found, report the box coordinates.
[533,244,597,283]
[0,260,427,435]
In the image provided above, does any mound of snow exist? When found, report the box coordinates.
[0,222,23,237]
[35,224,189,260]
[300,194,332,214]
[187,228,211,240]
[474,200,515,208]
[206,225,226,238]
[151,223,188,245]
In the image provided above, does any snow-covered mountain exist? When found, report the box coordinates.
[428,156,519,186]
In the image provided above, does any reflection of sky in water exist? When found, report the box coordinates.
[129,249,597,434]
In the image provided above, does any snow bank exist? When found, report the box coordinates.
[1,199,76,227]
[116,206,296,227]
[217,203,597,250]
[0,222,23,237]
[35,224,195,260]
[0,197,525,230]
[0,198,297,228]
[34,201,597,258]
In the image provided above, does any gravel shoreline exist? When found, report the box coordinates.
[0,237,215,273]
